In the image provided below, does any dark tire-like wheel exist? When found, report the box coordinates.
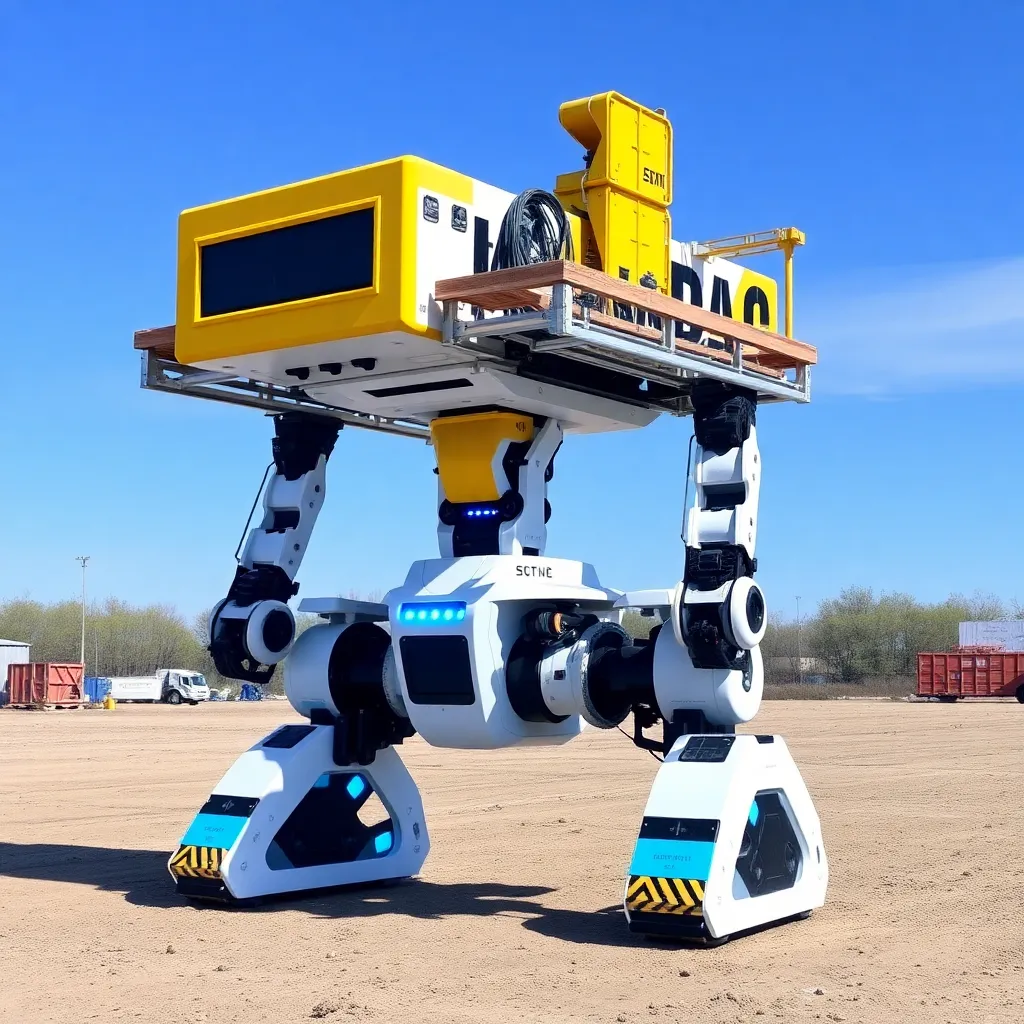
[937,694,958,703]
[166,690,182,705]
[1015,683,1024,705]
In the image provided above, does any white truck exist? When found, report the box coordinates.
[106,669,210,705]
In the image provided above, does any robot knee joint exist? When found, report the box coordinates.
[723,578,766,651]
[210,599,296,683]
[245,600,296,664]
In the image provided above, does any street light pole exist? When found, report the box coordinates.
[75,556,90,669]
[795,595,802,684]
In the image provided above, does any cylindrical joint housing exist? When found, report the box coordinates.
[245,600,296,664]
[209,598,297,684]
[723,578,767,651]
[536,621,639,729]
[284,621,396,721]
[653,624,762,726]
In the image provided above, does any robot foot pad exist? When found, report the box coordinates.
[623,734,828,943]
[167,724,429,904]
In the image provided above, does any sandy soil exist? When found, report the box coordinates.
[1,699,1022,1024]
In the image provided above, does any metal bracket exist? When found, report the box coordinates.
[141,351,431,440]
[298,597,390,626]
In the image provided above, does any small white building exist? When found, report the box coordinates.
[959,621,1024,651]
[0,639,31,705]
[767,656,826,675]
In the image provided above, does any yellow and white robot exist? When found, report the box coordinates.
[142,90,825,945]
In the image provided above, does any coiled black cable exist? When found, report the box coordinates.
[491,189,574,270]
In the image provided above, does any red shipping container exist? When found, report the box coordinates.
[917,652,1024,702]
[6,663,85,705]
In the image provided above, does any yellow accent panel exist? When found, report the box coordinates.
[170,844,224,880]
[555,92,671,292]
[431,412,533,504]
[174,156,474,366]
[559,92,671,204]
[735,268,779,334]
[566,209,583,268]
[625,875,704,917]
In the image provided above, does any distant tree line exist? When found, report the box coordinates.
[0,598,212,679]
[617,590,1022,686]
[2,589,1020,694]
[0,596,353,694]
[761,588,1021,683]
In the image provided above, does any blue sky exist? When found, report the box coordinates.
[1,1,1022,623]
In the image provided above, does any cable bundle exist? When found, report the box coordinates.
[491,189,574,270]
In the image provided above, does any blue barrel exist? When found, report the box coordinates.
[84,676,111,702]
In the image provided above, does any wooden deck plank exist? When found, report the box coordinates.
[457,288,547,311]
[133,325,176,359]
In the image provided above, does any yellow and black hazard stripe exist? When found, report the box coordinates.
[625,875,705,916]
[170,845,225,880]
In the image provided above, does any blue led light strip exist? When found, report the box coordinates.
[399,602,467,625]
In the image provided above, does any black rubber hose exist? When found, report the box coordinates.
[491,189,574,271]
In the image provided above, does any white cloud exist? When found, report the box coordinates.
[800,257,1024,394]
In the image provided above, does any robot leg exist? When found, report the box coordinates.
[171,608,427,903]
[168,726,427,903]
[208,413,342,685]
[621,382,827,942]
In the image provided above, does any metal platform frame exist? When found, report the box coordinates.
[138,260,813,433]
[441,282,811,407]
[140,349,431,440]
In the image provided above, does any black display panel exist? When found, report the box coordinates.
[637,816,719,843]
[678,735,735,763]
[262,724,316,749]
[400,635,476,705]
[200,206,375,318]
[196,794,260,818]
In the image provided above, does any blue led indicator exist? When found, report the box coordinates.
[374,831,394,854]
[398,602,467,626]
[748,800,760,827]
[346,775,367,799]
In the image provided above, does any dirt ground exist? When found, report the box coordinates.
[1,700,1022,1024]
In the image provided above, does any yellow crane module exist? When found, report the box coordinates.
[693,227,805,337]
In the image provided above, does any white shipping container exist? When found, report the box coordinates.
[958,620,1024,651]
[107,676,164,701]
[0,639,31,705]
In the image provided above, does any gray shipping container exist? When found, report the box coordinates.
[958,620,1024,651]
[0,639,31,706]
